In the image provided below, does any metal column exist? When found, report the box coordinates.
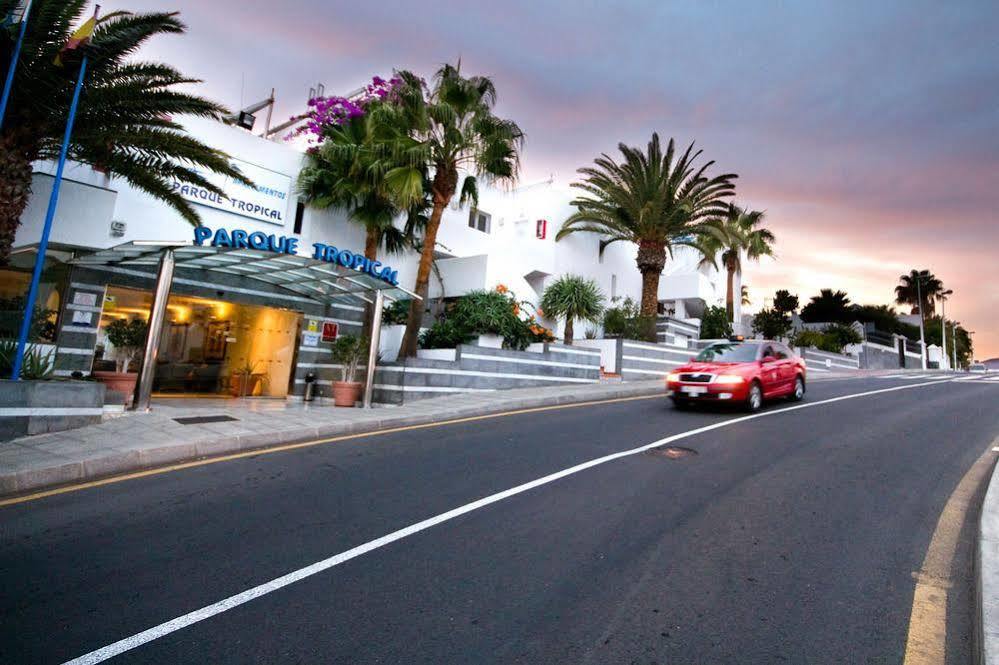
[362,289,384,409]
[133,249,176,411]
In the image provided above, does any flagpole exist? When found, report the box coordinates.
[9,48,89,379]
[0,0,32,129]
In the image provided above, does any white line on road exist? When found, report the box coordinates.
[61,377,976,665]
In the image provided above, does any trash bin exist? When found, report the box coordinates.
[303,372,317,402]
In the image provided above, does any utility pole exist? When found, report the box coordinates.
[915,276,927,370]
[938,289,952,370]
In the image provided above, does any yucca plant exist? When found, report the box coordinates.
[0,0,252,263]
[19,344,53,379]
[539,275,605,345]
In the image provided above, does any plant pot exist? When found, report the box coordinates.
[475,334,504,348]
[229,373,262,397]
[332,380,363,407]
[93,370,138,407]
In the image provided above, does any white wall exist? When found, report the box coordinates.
[13,118,722,341]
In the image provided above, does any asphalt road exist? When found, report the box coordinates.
[3,374,998,664]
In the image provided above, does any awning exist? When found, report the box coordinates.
[70,240,420,306]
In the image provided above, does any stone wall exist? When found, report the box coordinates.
[0,379,106,440]
[618,339,694,381]
[797,347,860,372]
[372,343,601,404]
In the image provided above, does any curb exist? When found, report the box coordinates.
[0,382,664,500]
[978,455,999,664]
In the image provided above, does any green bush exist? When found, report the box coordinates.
[0,296,56,342]
[331,335,368,382]
[601,297,655,341]
[751,308,792,339]
[0,338,54,379]
[419,288,554,351]
[381,299,411,325]
[791,324,861,354]
[104,318,148,372]
[700,305,733,339]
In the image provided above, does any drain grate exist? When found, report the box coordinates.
[645,445,698,459]
[173,415,239,425]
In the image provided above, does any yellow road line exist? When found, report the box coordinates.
[902,440,999,664]
[0,393,661,508]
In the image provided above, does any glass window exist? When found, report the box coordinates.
[695,342,761,363]
[468,208,491,233]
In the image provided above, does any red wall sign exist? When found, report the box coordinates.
[321,321,339,342]
[536,219,547,239]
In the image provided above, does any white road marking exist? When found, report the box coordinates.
[62,377,976,665]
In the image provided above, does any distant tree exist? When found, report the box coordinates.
[800,289,852,323]
[741,285,751,306]
[539,275,605,345]
[850,304,902,334]
[894,269,943,317]
[700,305,733,339]
[696,204,775,320]
[751,308,791,340]
[773,290,799,316]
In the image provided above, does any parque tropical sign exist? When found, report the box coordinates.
[193,226,400,286]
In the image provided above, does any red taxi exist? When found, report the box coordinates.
[666,338,806,412]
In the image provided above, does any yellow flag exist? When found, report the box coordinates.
[54,16,97,67]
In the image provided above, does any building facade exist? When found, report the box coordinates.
[3,116,724,400]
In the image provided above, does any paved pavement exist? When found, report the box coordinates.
[2,372,997,664]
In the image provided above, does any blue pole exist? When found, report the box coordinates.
[10,55,88,379]
[0,0,33,129]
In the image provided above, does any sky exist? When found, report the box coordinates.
[108,0,999,359]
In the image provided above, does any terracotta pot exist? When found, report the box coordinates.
[229,374,261,397]
[93,370,138,407]
[332,380,363,407]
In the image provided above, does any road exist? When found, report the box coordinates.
[2,374,998,664]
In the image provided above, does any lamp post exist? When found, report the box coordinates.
[952,321,959,369]
[938,289,952,370]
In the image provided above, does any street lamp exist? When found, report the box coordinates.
[952,320,960,369]
[938,289,953,370]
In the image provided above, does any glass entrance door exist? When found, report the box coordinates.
[96,286,302,398]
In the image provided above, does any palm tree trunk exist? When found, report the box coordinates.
[636,240,666,324]
[361,228,379,343]
[399,200,446,358]
[726,268,735,321]
[0,136,37,266]
[563,317,574,345]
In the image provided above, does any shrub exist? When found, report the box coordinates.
[539,275,604,345]
[791,324,861,354]
[419,287,554,351]
[0,296,56,342]
[331,335,368,383]
[104,318,148,372]
[700,305,732,339]
[601,297,654,340]
[381,299,411,325]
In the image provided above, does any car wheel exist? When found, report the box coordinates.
[788,375,805,402]
[746,381,763,413]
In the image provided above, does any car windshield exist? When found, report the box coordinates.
[695,342,760,363]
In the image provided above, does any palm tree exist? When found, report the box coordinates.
[370,63,523,358]
[741,285,751,307]
[800,289,852,323]
[895,269,943,317]
[773,289,799,316]
[696,204,775,321]
[557,133,736,336]
[0,1,251,264]
[539,275,605,345]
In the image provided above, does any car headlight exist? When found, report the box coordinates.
[666,372,681,382]
[714,374,745,384]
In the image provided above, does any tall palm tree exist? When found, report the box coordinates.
[696,204,775,321]
[0,1,251,264]
[369,63,524,358]
[557,133,736,336]
[894,269,943,316]
[539,274,605,345]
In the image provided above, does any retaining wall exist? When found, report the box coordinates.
[656,317,700,348]
[797,347,860,372]
[618,339,694,381]
[861,341,901,370]
[0,379,106,440]
[372,343,601,404]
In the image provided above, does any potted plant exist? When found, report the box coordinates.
[229,360,262,397]
[94,318,147,406]
[331,335,367,407]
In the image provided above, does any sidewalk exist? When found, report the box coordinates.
[978,450,999,664]
[0,369,895,498]
[0,380,668,497]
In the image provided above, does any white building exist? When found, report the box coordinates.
[3,116,724,399]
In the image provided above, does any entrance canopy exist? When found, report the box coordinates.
[71,240,420,306]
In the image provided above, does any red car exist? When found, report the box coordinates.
[666,339,806,412]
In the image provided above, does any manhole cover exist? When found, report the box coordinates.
[645,445,698,459]
[173,415,239,425]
